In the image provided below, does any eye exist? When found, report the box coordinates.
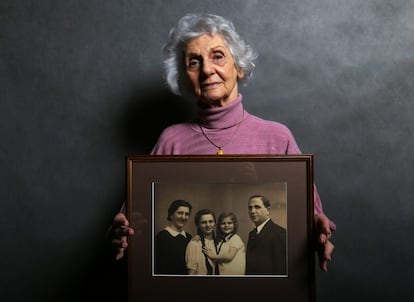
[212,52,225,64]
[187,58,201,70]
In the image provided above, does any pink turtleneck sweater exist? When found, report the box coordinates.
[152,95,300,155]
[151,94,332,222]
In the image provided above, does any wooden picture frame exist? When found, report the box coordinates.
[126,155,315,302]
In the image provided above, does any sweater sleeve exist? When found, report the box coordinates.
[284,126,336,230]
[150,130,170,155]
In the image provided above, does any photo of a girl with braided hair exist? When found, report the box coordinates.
[203,212,246,275]
[185,209,218,275]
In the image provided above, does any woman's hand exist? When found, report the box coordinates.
[191,235,201,241]
[108,213,135,260]
[314,212,335,272]
[202,246,216,259]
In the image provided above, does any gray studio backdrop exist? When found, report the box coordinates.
[1,1,413,301]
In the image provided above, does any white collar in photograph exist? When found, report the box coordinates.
[165,225,187,237]
[256,218,271,234]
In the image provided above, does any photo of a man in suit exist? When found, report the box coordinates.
[245,194,287,275]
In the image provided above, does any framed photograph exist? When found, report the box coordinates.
[126,155,315,302]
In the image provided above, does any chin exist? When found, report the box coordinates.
[201,92,225,101]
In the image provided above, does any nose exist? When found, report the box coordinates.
[201,59,214,76]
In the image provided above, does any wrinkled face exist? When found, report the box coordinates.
[219,216,235,235]
[248,197,270,226]
[198,214,216,236]
[184,34,244,107]
[170,206,191,231]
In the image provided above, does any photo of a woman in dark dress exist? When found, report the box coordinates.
[155,199,192,275]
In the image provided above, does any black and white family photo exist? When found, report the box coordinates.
[153,182,287,277]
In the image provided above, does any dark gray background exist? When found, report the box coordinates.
[1,1,413,301]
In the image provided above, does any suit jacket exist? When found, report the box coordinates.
[246,219,287,275]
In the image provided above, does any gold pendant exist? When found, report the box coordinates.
[217,148,224,155]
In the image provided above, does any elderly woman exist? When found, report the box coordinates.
[110,13,335,271]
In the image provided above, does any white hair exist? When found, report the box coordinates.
[162,13,258,95]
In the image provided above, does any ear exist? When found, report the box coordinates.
[237,68,245,80]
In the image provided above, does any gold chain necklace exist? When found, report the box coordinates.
[198,110,245,155]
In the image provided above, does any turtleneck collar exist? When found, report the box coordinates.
[197,94,244,129]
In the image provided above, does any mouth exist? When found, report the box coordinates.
[201,82,221,89]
